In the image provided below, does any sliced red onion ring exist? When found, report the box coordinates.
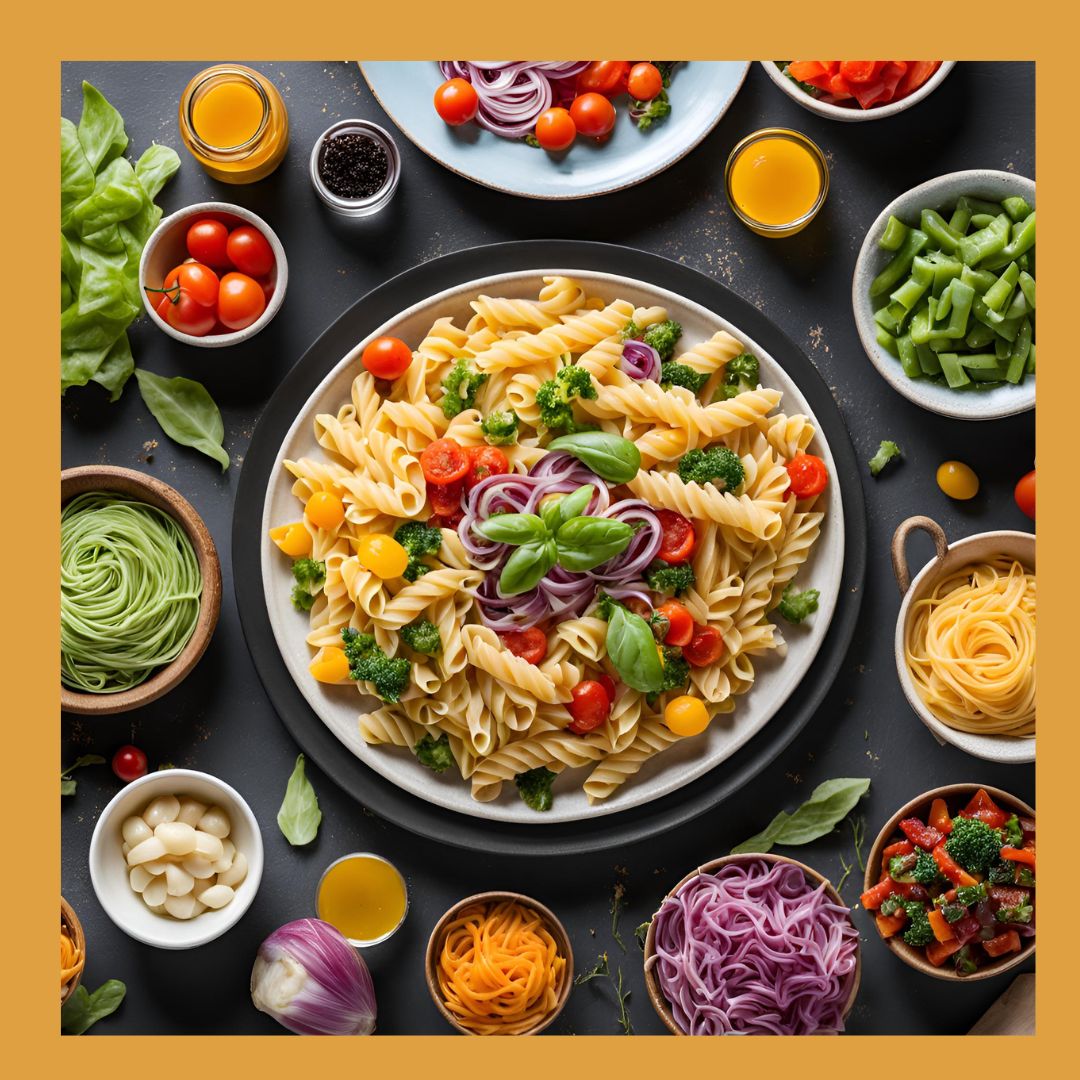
[620,339,661,381]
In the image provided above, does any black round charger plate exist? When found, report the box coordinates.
[233,240,866,856]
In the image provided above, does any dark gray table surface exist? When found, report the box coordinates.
[61,60,1035,1036]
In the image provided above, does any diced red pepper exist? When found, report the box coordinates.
[982,930,1022,958]
[876,912,907,938]
[1000,845,1036,868]
[888,880,929,901]
[899,817,944,851]
[958,788,1008,829]
[953,915,982,946]
[895,60,940,99]
[927,908,955,943]
[928,798,953,834]
[926,938,963,967]
[933,844,979,887]
[839,60,879,84]
[788,61,828,82]
[989,885,1030,909]
[827,72,853,98]
[943,888,958,902]
[820,61,841,75]
[860,877,895,911]
[875,61,908,104]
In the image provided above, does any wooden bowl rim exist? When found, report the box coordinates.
[643,852,861,1035]
[60,465,222,715]
[61,895,86,1007]
[863,783,1036,982]
[424,890,574,1036]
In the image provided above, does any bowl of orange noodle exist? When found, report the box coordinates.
[61,896,86,1006]
[425,891,572,1035]
[892,516,1035,764]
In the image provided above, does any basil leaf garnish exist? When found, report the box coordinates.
[555,517,635,572]
[499,539,557,596]
[276,754,322,846]
[547,432,641,484]
[475,512,547,545]
[61,979,127,1035]
[605,604,664,692]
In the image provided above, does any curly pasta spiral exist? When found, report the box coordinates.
[461,625,571,705]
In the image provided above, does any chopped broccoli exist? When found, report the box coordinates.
[645,560,695,596]
[1017,867,1036,888]
[879,894,906,917]
[620,319,640,341]
[341,627,411,704]
[889,850,937,887]
[594,592,619,621]
[888,853,918,881]
[988,860,1017,885]
[641,320,682,361]
[912,849,940,886]
[954,882,988,907]
[1003,814,1023,847]
[714,353,760,400]
[400,619,441,655]
[523,134,542,149]
[291,586,317,612]
[535,364,597,433]
[945,816,1003,875]
[514,766,556,812]
[934,899,967,923]
[868,439,902,477]
[631,90,671,131]
[439,357,489,419]
[995,902,1033,925]
[657,646,690,694]
[480,409,519,446]
[291,558,326,611]
[677,447,746,491]
[776,583,820,624]
[394,521,444,582]
[414,732,453,773]
[660,361,708,394]
[901,901,935,947]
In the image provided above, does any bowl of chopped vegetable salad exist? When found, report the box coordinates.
[862,785,1035,981]
[852,170,1036,420]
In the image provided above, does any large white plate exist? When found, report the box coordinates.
[261,270,844,824]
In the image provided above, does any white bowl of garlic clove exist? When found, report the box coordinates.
[89,769,264,949]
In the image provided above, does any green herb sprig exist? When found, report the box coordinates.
[60,754,105,797]
[731,778,871,854]
[277,754,322,845]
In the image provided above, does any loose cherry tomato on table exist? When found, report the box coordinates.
[112,744,148,783]
[226,225,275,277]
[936,460,979,501]
[185,218,231,268]
[499,627,548,665]
[465,446,511,491]
[786,453,829,499]
[161,262,219,307]
[362,336,413,380]
[664,695,711,737]
[355,533,410,579]
[627,62,664,101]
[570,93,617,138]
[655,600,694,646]
[420,438,470,486]
[597,673,618,705]
[683,624,725,667]
[428,479,464,517]
[218,272,267,330]
[305,490,345,530]
[157,290,216,337]
[535,107,577,151]
[1014,469,1035,519]
[434,78,480,125]
[566,679,612,734]
[655,509,696,564]
[576,61,630,96]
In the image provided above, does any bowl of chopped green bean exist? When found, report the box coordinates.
[852,170,1035,420]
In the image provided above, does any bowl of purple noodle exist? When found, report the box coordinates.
[643,854,860,1035]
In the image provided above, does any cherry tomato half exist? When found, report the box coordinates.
[421,438,470,486]
[465,446,511,491]
[535,107,576,152]
[627,62,664,101]
[362,336,413,380]
[577,61,630,96]
[683,624,725,667]
[655,600,693,646]
[428,508,464,531]
[656,509,696,564]
[429,479,464,516]
[112,744,148,783]
[226,225,275,277]
[434,78,480,126]
[269,522,312,558]
[567,680,612,734]
[157,290,216,336]
[1014,469,1035,520]
[185,218,231,268]
[217,272,267,330]
[786,453,829,499]
[499,627,548,666]
[355,533,410,579]
[570,93,616,138]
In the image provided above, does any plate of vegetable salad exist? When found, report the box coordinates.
[862,785,1035,980]
[361,62,750,199]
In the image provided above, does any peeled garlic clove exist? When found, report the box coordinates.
[196,806,231,839]
[122,815,153,846]
[127,836,167,867]
[142,876,167,908]
[122,842,131,857]
[129,865,154,893]
[212,838,236,873]
[193,830,224,862]
[142,795,181,828]
[155,821,198,856]
[143,858,172,875]
[193,874,218,899]
[182,856,217,880]
[164,892,200,920]
[198,884,235,909]
[176,798,208,827]
[217,852,247,889]
[164,862,195,897]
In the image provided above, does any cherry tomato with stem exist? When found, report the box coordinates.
[362,336,413,380]
[627,62,664,101]
[567,680,612,734]
[434,78,480,126]
[112,745,148,783]
[161,262,219,307]
[1014,469,1035,519]
[786,453,829,499]
[218,272,267,330]
[655,509,696,564]
[570,93,617,138]
[655,600,693,646]
[683,624,725,667]
[535,108,576,152]
[157,289,216,336]
[185,218,231,269]
[576,61,630,96]
[499,627,548,666]
[465,446,511,491]
[420,438,470,486]
[225,225,275,277]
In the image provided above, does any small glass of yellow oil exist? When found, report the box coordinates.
[316,853,408,946]
[725,128,829,238]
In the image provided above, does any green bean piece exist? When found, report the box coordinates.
[960,265,997,294]
[965,322,996,350]
[948,197,972,234]
[995,335,1012,361]
[937,353,971,389]
[968,363,1007,383]
[1005,288,1031,321]
[957,214,1010,267]
[927,336,954,353]
[916,342,943,376]
[896,334,922,379]
[1018,271,1036,309]
[1026,343,1036,374]
[870,228,929,298]
[962,196,1006,217]
[1017,253,1031,272]
[931,258,963,297]
[935,279,954,320]
[1006,212,1036,258]
[1006,318,1033,384]
[1002,196,1032,222]
[909,306,933,346]
[890,256,935,311]
[879,215,910,251]
[874,304,902,335]
[935,279,975,340]
[920,209,962,254]
[983,261,1020,313]
[875,324,899,357]
[969,213,996,229]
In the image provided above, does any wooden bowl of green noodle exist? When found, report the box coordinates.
[61,466,221,715]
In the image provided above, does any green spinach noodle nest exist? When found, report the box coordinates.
[60,491,202,693]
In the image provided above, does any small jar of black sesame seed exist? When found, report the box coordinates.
[309,119,401,217]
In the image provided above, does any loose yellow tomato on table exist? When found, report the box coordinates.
[269,522,312,557]
[305,490,345,530]
[310,647,350,684]
[355,534,409,579]
[664,695,711,737]
[936,460,979,500]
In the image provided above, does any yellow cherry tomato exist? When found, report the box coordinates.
[936,460,980,501]
[664,695,711,737]
[305,490,345,530]
[310,646,350,684]
[355,533,409,579]
[269,522,312,558]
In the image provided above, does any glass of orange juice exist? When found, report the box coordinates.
[725,128,829,237]
[316,853,408,947]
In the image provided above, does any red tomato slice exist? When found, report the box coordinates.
[499,627,547,665]
[428,479,464,516]
[427,509,463,530]
[655,509,696,564]
[683,625,724,667]
[465,446,510,491]
[566,680,612,734]
[420,438,470,485]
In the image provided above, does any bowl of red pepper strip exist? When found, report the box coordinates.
[862,784,1035,981]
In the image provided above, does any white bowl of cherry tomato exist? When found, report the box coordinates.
[139,202,287,347]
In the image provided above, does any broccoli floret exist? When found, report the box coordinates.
[988,860,1016,885]
[945,816,1003,875]
[535,364,597,433]
[641,320,682,361]
[440,357,489,419]
[901,901,936,947]
[714,353,760,400]
[645,560,695,596]
[657,646,690,694]
[594,592,618,620]
[879,894,906,917]
[515,766,556,811]
[776,583,820,624]
[341,627,411,704]
[1017,867,1036,888]
[677,447,746,491]
[400,619,441,655]
[394,521,444,582]
[660,361,708,394]
[480,410,519,446]
[954,882,988,907]
[934,899,967,923]
[620,319,640,341]
[888,851,937,887]
[290,558,326,611]
[995,903,1033,925]
[1003,814,1023,847]
[291,586,317,612]
[868,440,903,477]
[912,849,940,886]
[631,90,672,131]
[414,732,453,773]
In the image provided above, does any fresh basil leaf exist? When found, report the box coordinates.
[277,754,322,845]
[91,334,135,402]
[540,484,594,533]
[135,369,230,471]
[606,604,664,692]
[547,431,641,484]
[60,117,94,229]
[61,979,126,1035]
[475,512,547,545]
[730,778,871,854]
[135,143,181,201]
[70,157,146,239]
[555,517,635,571]
[60,779,77,797]
[730,810,791,855]
[499,539,556,596]
[77,82,128,173]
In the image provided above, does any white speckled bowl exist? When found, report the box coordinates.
[852,170,1035,420]
[761,62,956,122]
[892,516,1035,764]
